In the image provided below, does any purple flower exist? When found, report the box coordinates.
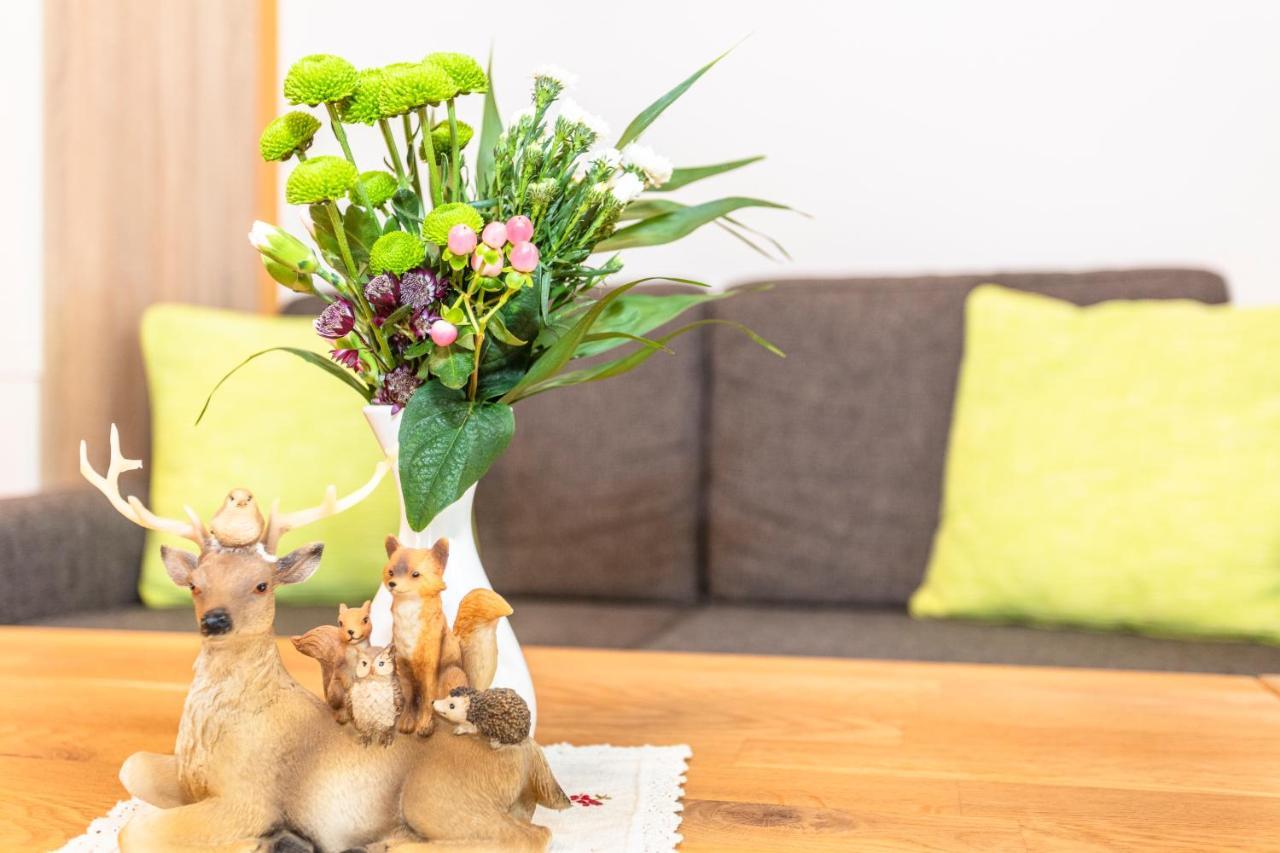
[364,273,400,314]
[314,299,355,339]
[329,348,362,371]
[399,268,446,311]
[374,365,423,413]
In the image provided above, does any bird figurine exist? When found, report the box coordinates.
[209,488,265,547]
[346,644,403,747]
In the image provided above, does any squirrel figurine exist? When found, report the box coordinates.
[383,536,513,737]
[290,600,372,723]
[433,686,531,749]
[346,644,403,746]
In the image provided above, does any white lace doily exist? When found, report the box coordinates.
[56,743,691,853]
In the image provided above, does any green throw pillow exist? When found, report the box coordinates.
[139,304,398,607]
[911,284,1280,643]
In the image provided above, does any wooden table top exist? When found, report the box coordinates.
[1,627,1279,851]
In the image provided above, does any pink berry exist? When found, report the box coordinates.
[481,221,508,248]
[505,215,534,244]
[447,224,477,256]
[508,241,540,273]
[429,320,458,347]
[470,250,503,278]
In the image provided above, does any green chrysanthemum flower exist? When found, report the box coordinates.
[369,231,427,276]
[285,155,358,205]
[423,52,488,95]
[421,202,484,246]
[258,111,321,162]
[284,54,359,106]
[351,170,398,207]
[337,68,385,125]
[378,61,459,116]
[431,120,474,153]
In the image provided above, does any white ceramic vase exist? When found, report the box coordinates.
[363,404,537,731]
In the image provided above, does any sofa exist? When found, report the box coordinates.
[7,268,1277,674]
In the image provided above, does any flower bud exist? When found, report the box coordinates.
[447,224,478,256]
[429,320,459,347]
[364,273,400,313]
[505,215,534,244]
[314,299,356,339]
[329,348,362,371]
[481,221,508,249]
[508,241,540,273]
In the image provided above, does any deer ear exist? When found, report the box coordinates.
[276,542,324,585]
[430,537,449,565]
[160,546,198,587]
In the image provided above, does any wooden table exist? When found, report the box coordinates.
[2,627,1279,851]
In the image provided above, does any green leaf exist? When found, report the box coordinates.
[390,188,424,233]
[517,318,784,399]
[573,290,736,358]
[196,346,369,425]
[403,338,434,359]
[342,205,382,273]
[598,197,793,251]
[397,382,515,529]
[476,51,502,191]
[429,345,472,389]
[654,156,764,192]
[500,277,706,404]
[617,44,737,148]
[309,204,344,272]
[487,311,528,346]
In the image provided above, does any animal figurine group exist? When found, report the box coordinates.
[80,426,569,852]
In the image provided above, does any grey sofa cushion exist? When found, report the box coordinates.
[704,269,1230,606]
[475,297,707,603]
[0,489,144,622]
[643,604,1279,675]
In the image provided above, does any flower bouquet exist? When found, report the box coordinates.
[227,48,785,527]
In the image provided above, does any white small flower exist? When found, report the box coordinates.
[611,172,645,204]
[557,98,611,139]
[247,220,274,252]
[621,143,674,187]
[572,146,622,182]
[533,64,578,89]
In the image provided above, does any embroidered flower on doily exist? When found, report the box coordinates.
[570,793,612,807]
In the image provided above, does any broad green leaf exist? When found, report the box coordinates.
[517,318,784,399]
[397,382,515,529]
[309,204,344,272]
[500,277,706,404]
[598,197,792,251]
[487,311,528,346]
[390,188,424,233]
[403,337,434,359]
[619,198,790,259]
[342,205,382,273]
[428,345,472,389]
[476,51,502,191]
[654,156,764,192]
[617,45,736,148]
[196,346,369,425]
[574,291,737,358]
[474,366,526,401]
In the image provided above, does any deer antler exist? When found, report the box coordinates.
[80,424,209,549]
[262,456,393,553]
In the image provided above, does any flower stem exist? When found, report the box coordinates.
[417,107,444,207]
[446,98,461,201]
[324,202,358,282]
[325,104,371,208]
[403,114,424,202]
[379,118,407,184]
[461,296,483,400]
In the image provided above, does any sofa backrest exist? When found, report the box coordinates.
[702,269,1229,606]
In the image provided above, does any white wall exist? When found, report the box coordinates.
[0,0,43,496]
[280,0,1280,304]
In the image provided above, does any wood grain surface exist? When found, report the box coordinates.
[1,627,1278,851]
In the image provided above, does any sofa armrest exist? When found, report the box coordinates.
[0,489,144,623]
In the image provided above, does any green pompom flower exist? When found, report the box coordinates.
[259,111,321,162]
[378,61,459,116]
[421,202,484,246]
[285,155,357,205]
[369,231,427,276]
[431,120,473,153]
[352,170,398,207]
[284,54,358,106]
[423,52,488,95]
[337,68,385,125]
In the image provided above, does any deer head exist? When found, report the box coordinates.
[81,424,389,639]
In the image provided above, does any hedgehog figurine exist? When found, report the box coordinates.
[432,686,531,749]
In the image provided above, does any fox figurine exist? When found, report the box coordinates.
[382,535,513,737]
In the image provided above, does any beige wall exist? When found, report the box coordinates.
[42,0,275,487]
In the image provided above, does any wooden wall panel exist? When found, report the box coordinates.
[42,0,273,486]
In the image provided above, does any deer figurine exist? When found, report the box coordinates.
[81,426,569,852]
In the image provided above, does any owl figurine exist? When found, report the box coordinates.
[209,488,265,548]
[345,644,403,747]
